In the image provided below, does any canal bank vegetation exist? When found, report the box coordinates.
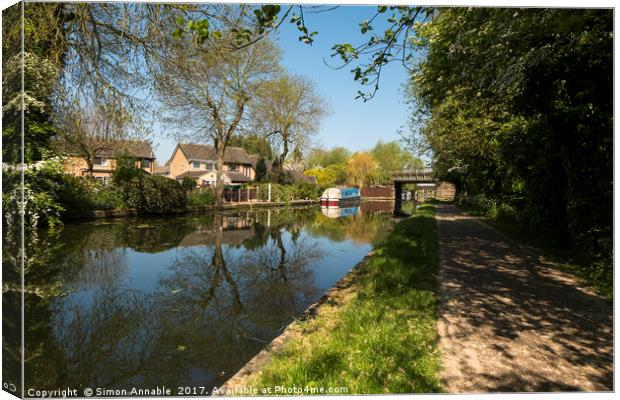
[455,194,613,299]
[245,204,441,393]
[403,9,612,298]
[1,156,323,231]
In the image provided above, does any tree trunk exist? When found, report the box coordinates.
[85,156,94,177]
[215,143,226,206]
[276,132,290,173]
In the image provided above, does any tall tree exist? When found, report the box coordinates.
[152,24,281,204]
[305,146,351,169]
[371,140,424,185]
[250,74,328,171]
[347,152,379,188]
[408,8,612,285]
[228,134,274,159]
[53,99,136,176]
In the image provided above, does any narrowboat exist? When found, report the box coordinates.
[320,187,361,207]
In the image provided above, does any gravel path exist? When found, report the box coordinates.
[436,204,613,392]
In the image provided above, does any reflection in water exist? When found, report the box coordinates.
[321,206,360,218]
[22,204,393,394]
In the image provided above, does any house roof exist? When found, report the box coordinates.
[177,143,252,165]
[98,140,155,159]
[153,165,170,175]
[289,169,318,184]
[175,170,250,183]
[175,170,213,179]
[225,171,252,183]
[247,155,317,184]
[64,139,155,159]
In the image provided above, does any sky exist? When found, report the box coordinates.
[152,5,414,164]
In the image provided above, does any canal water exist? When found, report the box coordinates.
[20,203,395,394]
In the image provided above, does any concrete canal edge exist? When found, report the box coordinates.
[213,250,376,396]
[63,200,318,220]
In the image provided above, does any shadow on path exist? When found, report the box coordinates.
[436,204,612,392]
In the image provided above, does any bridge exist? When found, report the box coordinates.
[391,168,455,206]
[392,168,437,184]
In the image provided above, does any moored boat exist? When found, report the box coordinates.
[320,187,361,207]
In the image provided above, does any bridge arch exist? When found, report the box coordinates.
[391,169,455,211]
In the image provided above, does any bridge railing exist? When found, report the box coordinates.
[391,168,436,182]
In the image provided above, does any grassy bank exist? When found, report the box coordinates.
[247,204,441,394]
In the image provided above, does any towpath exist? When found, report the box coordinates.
[436,204,613,392]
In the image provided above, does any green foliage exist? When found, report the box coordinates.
[187,188,216,206]
[112,152,143,184]
[2,2,73,163]
[332,6,431,100]
[255,157,268,182]
[228,134,274,159]
[256,182,321,203]
[114,155,187,213]
[410,8,612,291]
[306,147,351,168]
[371,140,424,185]
[304,164,348,187]
[304,147,350,187]
[265,169,295,185]
[289,182,322,200]
[252,205,441,392]
[180,176,197,191]
[117,174,187,213]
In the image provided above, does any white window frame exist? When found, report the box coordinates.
[93,157,108,166]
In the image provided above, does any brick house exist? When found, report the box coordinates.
[168,143,255,186]
[64,140,155,184]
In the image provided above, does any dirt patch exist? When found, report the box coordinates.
[436,204,613,392]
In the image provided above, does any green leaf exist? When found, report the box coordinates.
[172,29,184,39]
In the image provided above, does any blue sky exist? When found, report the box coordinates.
[152,5,414,163]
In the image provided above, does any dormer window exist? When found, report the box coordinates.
[192,161,201,168]
[141,159,151,169]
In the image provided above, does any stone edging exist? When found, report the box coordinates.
[213,250,375,396]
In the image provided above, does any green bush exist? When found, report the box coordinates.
[187,188,216,206]
[256,182,320,202]
[113,153,187,213]
[180,176,196,191]
[289,182,322,200]
[116,173,187,213]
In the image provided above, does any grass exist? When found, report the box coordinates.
[248,204,442,394]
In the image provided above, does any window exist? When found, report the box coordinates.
[206,161,215,170]
[141,159,151,169]
[228,163,239,171]
[93,157,107,166]
[192,161,201,168]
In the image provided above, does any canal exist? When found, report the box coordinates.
[20,202,396,394]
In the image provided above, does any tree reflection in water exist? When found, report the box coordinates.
[20,207,391,392]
